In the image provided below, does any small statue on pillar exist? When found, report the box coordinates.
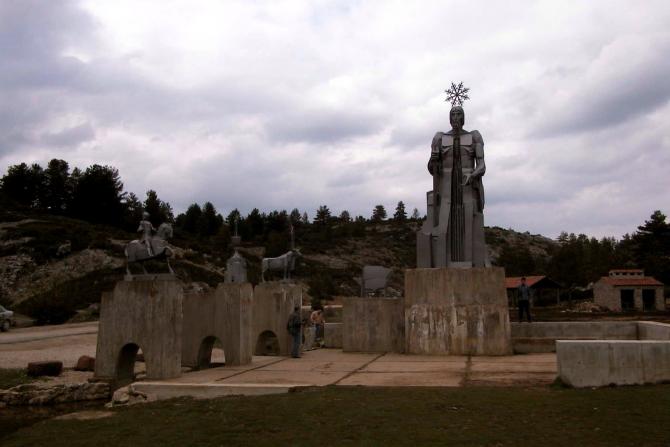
[225,216,248,283]
[417,83,490,268]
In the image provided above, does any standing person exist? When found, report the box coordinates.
[287,306,302,358]
[310,308,325,347]
[517,277,532,322]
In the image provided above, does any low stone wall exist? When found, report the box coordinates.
[342,297,404,353]
[324,322,342,348]
[638,321,670,340]
[1,382,110,406]
[512,321,670,353]
[512,321,638,353]
[557,340,670,387]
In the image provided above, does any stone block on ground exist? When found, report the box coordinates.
[27,361,63,377]
[74,355,96,371]
[557,340,670,387]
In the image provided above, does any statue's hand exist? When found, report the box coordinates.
[462,174,472,186]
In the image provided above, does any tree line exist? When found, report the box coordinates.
[2,159,667,288]
[498,210,670,288]
[0,160,420,253]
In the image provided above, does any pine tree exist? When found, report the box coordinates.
[339,210,351,222]
[411,208,420,220]
[143,190,173,225]
[314,205,331,226]
[290,208,302,223]
[371,204,387,222]
[70,164,125,225]
[43,159,70,213]
[393,201,407,221]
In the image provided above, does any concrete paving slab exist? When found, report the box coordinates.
[168,368,249,384]
[466,371,556,386]
[377,353,468,362]
[219,370,348,386]
[361,361,467,373]
[259,360,370,373]
[470,362,557,374]
[132,382,299,400]
[471,353,557,364]
[338,372,464,387]
[299,349,379,362]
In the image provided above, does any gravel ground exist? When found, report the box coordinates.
[0,323,98,370]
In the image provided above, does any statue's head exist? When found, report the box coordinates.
[142,211,150,220]
[449,106,465,131]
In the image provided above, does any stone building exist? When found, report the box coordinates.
[593,269,664,311]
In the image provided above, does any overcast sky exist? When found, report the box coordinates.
[1,0,669,238]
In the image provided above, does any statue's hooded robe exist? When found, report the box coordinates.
[417,128,489,268]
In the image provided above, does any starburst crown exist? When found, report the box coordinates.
[445,82,470,107]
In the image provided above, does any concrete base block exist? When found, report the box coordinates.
[404,267,512,355]
[182,283,253,369]
[557,340,670,387]
[342,297,404,353]
[94,278,183,387]
[251,282,303,356]
[324,323,343,348]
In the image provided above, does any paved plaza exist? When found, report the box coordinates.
[1,322,558,399]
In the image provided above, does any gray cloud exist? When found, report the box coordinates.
[1,0,669,239]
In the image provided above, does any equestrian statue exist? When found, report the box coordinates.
[125,211,174,275]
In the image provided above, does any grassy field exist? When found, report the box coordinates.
[2,385,670,446]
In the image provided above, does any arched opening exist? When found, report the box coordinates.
[116,343,141,388]
[255,330,280,356]
[197,336,226,369]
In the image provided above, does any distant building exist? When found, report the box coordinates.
[593,269,664,311]
[505,276,563,306]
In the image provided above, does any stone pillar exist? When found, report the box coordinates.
[404,267,512,355]
[182,283,253,368]
[94,278,183,386]
[252,282,303,356]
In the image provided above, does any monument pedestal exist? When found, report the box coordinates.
[404,267,512,355]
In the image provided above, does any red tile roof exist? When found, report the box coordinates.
[505,276,546,289]
[609,269,643,273]
[598,276,663,287]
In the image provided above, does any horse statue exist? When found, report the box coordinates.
[125,222,174,275]
[261,249,301,282]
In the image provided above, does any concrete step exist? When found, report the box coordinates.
[130,381,307,400]
[513,337,557,353]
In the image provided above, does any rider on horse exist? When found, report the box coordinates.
[138,211,156,256]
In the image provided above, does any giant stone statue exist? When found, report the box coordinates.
[417,83,490,268]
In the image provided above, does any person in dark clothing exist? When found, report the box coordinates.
[287,305,302,358]
[518,277,532,322]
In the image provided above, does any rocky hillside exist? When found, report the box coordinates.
[0,211,557,324]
